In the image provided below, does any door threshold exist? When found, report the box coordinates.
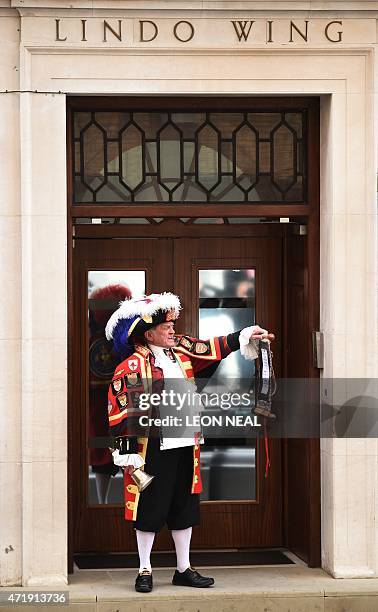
[74,548,294,570]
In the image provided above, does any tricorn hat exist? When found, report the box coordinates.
[105,292,181,358]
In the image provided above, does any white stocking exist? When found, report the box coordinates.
[136,530,155,573]
[171,527,192,573]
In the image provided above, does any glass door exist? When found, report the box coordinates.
[72,238,173,553]
[71,234,282,553]
[174,237,282,549]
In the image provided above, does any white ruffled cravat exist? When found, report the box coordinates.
[149,344,185,378]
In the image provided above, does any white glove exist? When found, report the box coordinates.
[239,325,268,361]
[112,450,145,469]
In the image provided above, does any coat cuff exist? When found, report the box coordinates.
[226,330,242,352]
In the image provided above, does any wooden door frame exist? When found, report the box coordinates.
[67,95,320,570]
[68,221,320,569]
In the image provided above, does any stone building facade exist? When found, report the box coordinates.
[0,0,377,586]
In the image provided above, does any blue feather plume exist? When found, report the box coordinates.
[112,315,139,359]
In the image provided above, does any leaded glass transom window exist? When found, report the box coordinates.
[72,110,307,204]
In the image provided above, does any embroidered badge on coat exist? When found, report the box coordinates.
[128,359,138,371]
[112,378,123,394]
[180,337,194,351]
[195,341,210,355]
[125,372,141,387]
[116,393,128,409]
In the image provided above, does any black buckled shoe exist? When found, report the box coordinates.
[172,567,214,588]
[135,569,153,593]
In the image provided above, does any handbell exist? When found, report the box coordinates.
[131,467,154,492]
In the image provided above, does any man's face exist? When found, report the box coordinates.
[145,322,176,348]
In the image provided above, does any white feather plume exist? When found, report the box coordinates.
[105,292,181,340]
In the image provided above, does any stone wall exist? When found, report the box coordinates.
[0,0,377,585]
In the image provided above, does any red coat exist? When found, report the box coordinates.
[107,333,239,521]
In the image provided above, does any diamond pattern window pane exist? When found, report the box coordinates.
[196,121,220,191]
[73,109,307,204]
[120,123,144,192]
[81,121,106,195]
[158,122,182,194]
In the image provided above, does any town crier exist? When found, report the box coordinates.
[105,292,270,593]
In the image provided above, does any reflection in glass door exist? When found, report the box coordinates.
[199,269,257,502]
[88,270,146,506]
[199,268,256,383]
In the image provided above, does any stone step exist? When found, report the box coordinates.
[2,566,378,611]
